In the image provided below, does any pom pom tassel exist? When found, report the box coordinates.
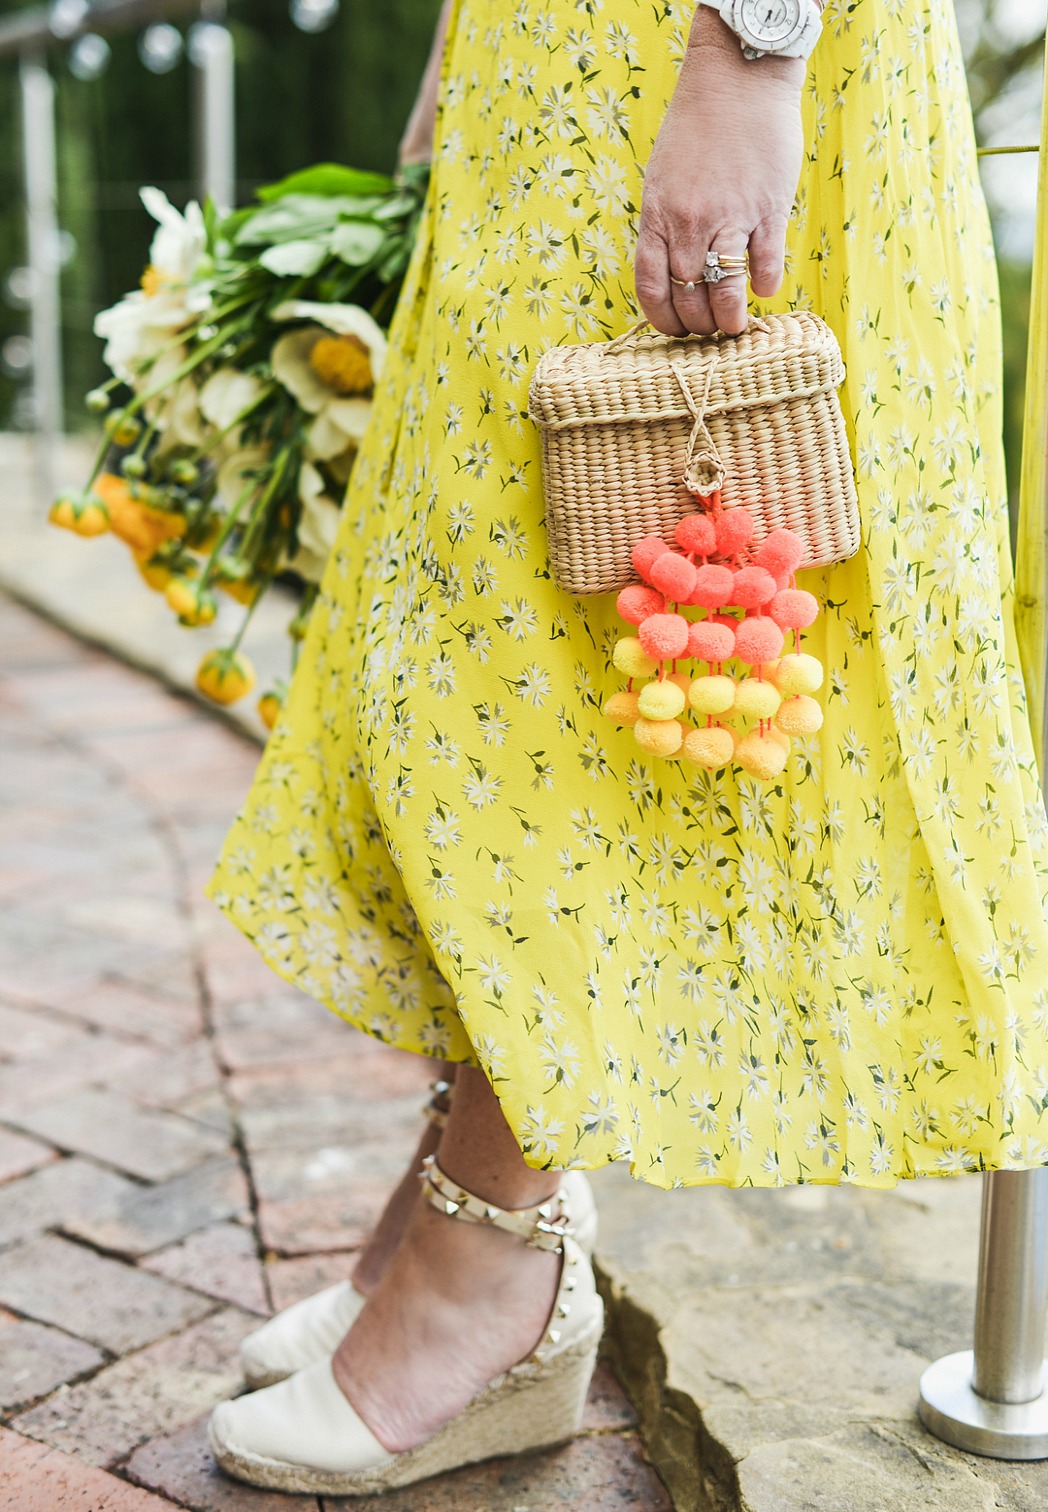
[604,495,828,780]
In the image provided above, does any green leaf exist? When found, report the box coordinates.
[330,220,386,266]
[235,195,345,246]
[256,164,393,202]
[258,240,330,277]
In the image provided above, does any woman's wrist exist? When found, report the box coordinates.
[686,5,807,89]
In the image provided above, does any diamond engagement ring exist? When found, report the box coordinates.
[671,251,749,291]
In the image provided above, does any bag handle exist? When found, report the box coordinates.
[606,313,772,354]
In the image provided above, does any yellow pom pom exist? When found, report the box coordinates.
[731,678,781,722]
[613,638,658,679]
[776,695,824,735]
[603,690,641,727]
[687,674,736,716]
[637,679,686,720]
[735,729,789,781]
[772,653,823,698]
[767,726,791,753]
[634,717,684,757]
[682,725,735,770]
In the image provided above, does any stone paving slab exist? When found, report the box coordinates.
[0,592,670,1511]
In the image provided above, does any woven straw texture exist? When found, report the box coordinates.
[528,311,859,596]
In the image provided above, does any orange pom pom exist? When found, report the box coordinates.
[714,508,754,555]
[674,513,717,555]
[632,536,673,580]
[638,612,690,660]
[617,584,665,625]
[769,588,819,630]
[667,669,692,699]
[634,717,685,756]
[735,729,789,781]
[688,563,735,609]
[775,695,823,735]
[733,616,785,666]
[767,726,791,753]
[754,529,804,577]
[682,725,735,770]
[687,619,735,663]
[603,690,641,726]
[649,552,698,601]
[730,565,778,609]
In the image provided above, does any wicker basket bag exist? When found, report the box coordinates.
[528,311,859,597]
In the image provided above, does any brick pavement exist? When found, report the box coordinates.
[0,593,672,1510]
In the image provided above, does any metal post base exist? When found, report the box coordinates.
[919,1351,1048,1460]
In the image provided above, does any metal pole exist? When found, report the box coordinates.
[918,35,1048,1461]
[20,50,63,505]
[191,14,235,211]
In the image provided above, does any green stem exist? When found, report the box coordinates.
[229,570,274,653]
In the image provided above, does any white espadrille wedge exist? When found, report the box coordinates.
[238,1078,598,1391]
[211,1156,604,1495]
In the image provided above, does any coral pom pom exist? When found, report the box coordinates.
[649,552,698,601]
[735,730,789,781]
[732,678,782,721]
[687,674,736,716]
[682,725,735,770]
[772,652,824,697]
[730,566,778,609]
[634,717,684,757]
[637,679,686,721]
[733,617,785,666]
[632,536,672,580]
[613,637,658,679]
[674,513,717,555]
[638,612,690,660]
[714,509,754,555]
[603,690,641,727]
[616,584,665,625]
[754,529,805,577]
[776,695,824,735]
[687,619,735,663]
[688,563,735,609]
[769,588,819,630]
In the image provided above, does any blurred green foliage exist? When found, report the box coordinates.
[0,0,442,424]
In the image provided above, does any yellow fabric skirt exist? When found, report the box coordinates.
[208,0,1048,1189]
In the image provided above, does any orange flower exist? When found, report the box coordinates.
[94,472,186,555]
[196,648,256,705]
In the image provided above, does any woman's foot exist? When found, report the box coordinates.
[332,1168,562,1451]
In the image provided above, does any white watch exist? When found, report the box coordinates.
[699,0,823,60]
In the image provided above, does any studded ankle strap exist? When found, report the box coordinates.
[419,1154,572,1253]
[422,1078,454,1131]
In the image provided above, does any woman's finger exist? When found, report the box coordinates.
[704,230,751,335]
[635,228,688,336]
[669,273,716,336]
[747,216,789,299]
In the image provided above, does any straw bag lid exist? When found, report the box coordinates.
[528,310,845,431]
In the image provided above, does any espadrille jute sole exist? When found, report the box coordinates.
[211,1324,601,1496]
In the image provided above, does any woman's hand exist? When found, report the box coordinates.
[398,0,453,167]
[636,9,806,336]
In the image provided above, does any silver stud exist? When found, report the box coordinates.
[557,1302,571,1318]
[484,1205,500,1221]
[537,1202,553,1220]
[565,1275,577,1290]
[547,1329,561,1345]
[444,1199,460,1216]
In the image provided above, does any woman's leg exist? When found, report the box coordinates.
[350,1062,456,1296]
[332,1065,562,1452]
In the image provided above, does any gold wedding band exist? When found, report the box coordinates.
[670,250,749,292]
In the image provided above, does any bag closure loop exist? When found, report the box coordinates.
[669,354,724,496]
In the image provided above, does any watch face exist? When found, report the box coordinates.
[731,0,805,49]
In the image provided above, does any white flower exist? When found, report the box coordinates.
[284,461,341,584]
[270,301,387,462]
[94,188,210,381]
[199,368,268,444]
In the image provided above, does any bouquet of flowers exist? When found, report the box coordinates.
[50,163,426,724]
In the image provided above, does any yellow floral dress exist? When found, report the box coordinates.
[208,0,1048,1189]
